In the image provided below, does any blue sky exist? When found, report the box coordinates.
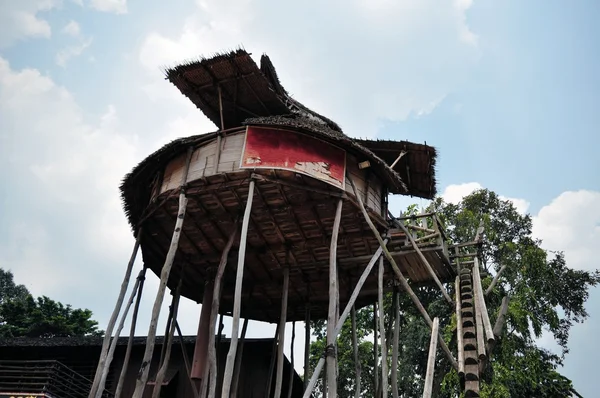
[0,0,598,395]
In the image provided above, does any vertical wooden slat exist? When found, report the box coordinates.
[352,306,362,398]
[115,267,147,398]
[378,257,388,397]
[422,317,440,398]
[221,180,256,398]
[325,198,343,398]
[274,267,290,398]
[89,229,142,398]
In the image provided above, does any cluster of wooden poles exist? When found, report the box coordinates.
[87,144,506,398]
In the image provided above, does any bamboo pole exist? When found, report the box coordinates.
[485,264,507,296]
[152,282,183,398]
[373,302,379,396]
[394,221,453,305]
[422,317,439,398]
[274,267,290,398]
[115,267,147,398]
[473,258,495,343]
[206,222,239,398]
[221,179,255,398]
[303,307,311,392]
[265,324,281,398]
[391,290,399,398]
[132,147,192,398]
[455,276,465,377]
[132,195,189,397]
[378,257,388,397]
[175,321,199,398]
[89,229,142,398]
[95,268,144,398]
[302,244,387,398]
[326,198,343,398]
[351,306,362,398]
[287,321,296,398]
[231,318,249,398]
[348,175,458,370]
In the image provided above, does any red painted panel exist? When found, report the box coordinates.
[241,126,346,189]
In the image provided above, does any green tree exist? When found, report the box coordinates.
[0,268,103,338]
[308,189,598,397]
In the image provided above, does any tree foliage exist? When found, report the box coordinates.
[308,189,599,397]
[0,268,103,338]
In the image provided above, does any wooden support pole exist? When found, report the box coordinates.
[206,222,239,398]
[303,307,311,392]
[391,289,400,398]
[89,229,142,398]
[152,282,183,398]
[475,297,486,361]
[473,258,495,343]
[302,243,386,398]
[422,317,440,398]
[390,151,407,169]
[455,276,465,377]
[485,264,507,296]
[115,267,147,398]
[287,321,296,398]
[95,268,144,398]
[175,321,199,398]
[132,147,192,398]
[132,195,189,397]
[394,221,453,305]
[326,198,343,398]
[373,302,379,396]
[378,257,389,397]
[231,318,249,398]
[348,175,457,371]
[352,306,362,398]
[265,324,280,398]
[221,179,255,398]
[191,280,214,381]
[274,266,290,398]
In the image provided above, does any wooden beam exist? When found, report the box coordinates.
[207,221,239,398]
[95,268,144,398]
[485,264,507,296]
[392,219,453,305]
[274,267,290,398]
[175,321,199,398]
[152,278,184,398]
[221,179,256,398]
[303,307,311,392]
[302,243,387,398]
[378,257,388,397]
[89,228,142,398]
[422,317,440,398]
[473,258,495,344]
[287,322,296,398]
[348,175,457,371]
[390,151,407,169]
[326,198,343,398]
[391,290,400,398]
[352,306,362,398]
[373,302,379,396]
[114,267,147,398]
[230,318,249,398]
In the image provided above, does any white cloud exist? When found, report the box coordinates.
[441,182,531,215]
[55,37,93,67]
[532,190,600,272]
[138,0,480,138]
[89,0,127,14]
[0,0,60,48]
[62,20,81,36]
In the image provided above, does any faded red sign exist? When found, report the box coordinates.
[241,126,346,189]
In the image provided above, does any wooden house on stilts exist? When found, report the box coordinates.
[87,49,495,398]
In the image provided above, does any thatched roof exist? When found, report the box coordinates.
[121,49,438,232]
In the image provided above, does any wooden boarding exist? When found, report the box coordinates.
[139,169,455,322]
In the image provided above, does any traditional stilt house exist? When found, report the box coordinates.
[87,49,494,398]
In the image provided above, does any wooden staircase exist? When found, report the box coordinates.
[459,266,480,397]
